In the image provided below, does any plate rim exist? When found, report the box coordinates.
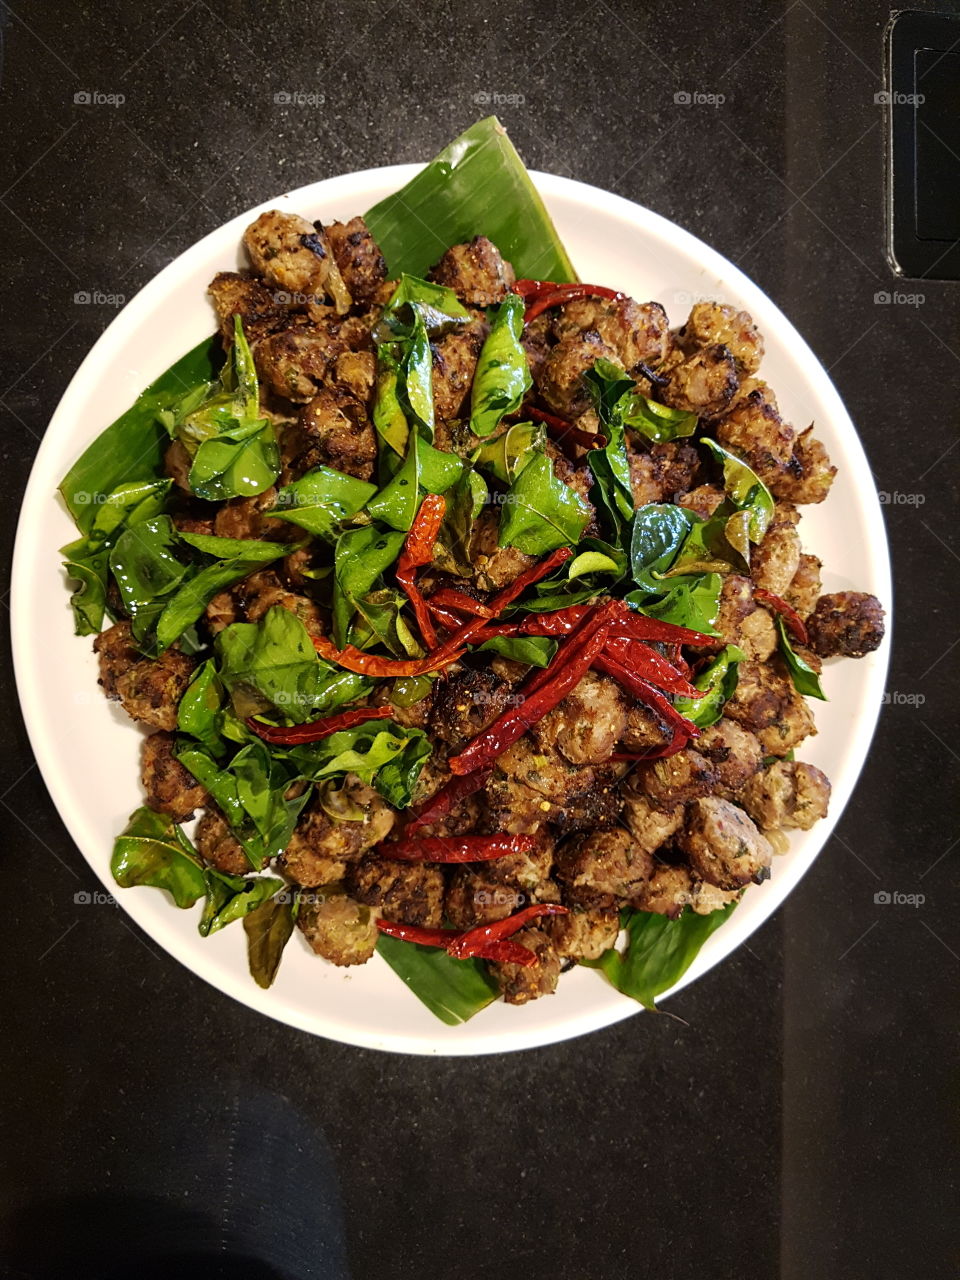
[11,164,892,1055]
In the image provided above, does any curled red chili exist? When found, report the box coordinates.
[446,903,569,959]
[426,587,494,618]
[313,634,465,676]
[379,833,535,863]
[594,652,699,740]
[448,602,615,774]
[403,768,493,832]
[753,587,809,645]
[246,705,393,745]
[512,279,625,324]
[602,634,700,699]
[396,494,447,650]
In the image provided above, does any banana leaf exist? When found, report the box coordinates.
[59,336,222,532]
[365,116,577,282]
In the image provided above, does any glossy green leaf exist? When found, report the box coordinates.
[474,420,545,485]
[630,503,696,591]
[366,432,420,531]
[268,466,376,541]
[111,807,206,908]
[674,644,746,727]
[632,572,724,637]
[332,526,407,646]
[477,634,558,667]
[433,469,488,577]
[498,452,591,554]
[776,616,827,701]
[701,438,774,545]
[375,932,499,1026]
[364,116,576,282]
[244,893,298,989]
[286,722,431,808]
[470,293,531,437]
[177,658,227,757]
[199,871,287,937]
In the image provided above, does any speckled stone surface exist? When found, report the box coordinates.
[0,3,956,1277]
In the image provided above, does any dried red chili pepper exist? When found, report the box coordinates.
[375,919,454,947]
[403,767,493,832]
[446,903,569,959]
[313,634,465,676]
[380,833,535,863]
[602,634,700,699]
[395,494,447,649]
[594,653,700,739]
[522,284,624,324]
[426,588,494,618]
[610,601,716,647]
[514,600,611,698]
[246,705,394,745]
[372,916,543,967]
[527,406,607,455]
[753,587,809,645]
[470,939,539,967]
[447,604,615,774]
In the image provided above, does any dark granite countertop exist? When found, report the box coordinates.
[1,3,956,1277]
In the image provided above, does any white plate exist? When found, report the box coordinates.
[11,166,891,1055]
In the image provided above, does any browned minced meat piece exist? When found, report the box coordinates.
[204,590,239,635]
[234,571,326,637]
[659,343,738,418]
[627,440,701,507]
[768,427,836,505]
[330,349,376,405]
[740,760,831,832]
[213,488,287,541]
[678,484,725,519]
[785,553,822,620]
[547,907,620,961]
[409,753,482,838]
[678,301,764,375]
[207,271,290,346]
[711,574,777,663]
[429,667,515,750]
[469,508,536,591]
[634,747,718,812]
[695,720,763,796]
[482,740,621,835]
[324,216,387,306]
[522,313,553,382]
[297,888,379,966]
[347,855,445,928]
[164,440,194,495]
[546,442,596,510]
[485,828,556,893]
[280,782,395,887]
[633,864,739,918]
[536,331,621,419]
[621,789,684,854]
[432,327,485,419]
[371,681,433,731]
[678,797,773,890]
[254,315,370,404]
[487,927,561,1005]
[195,806,250,876]
[807,592,885,658]
[94,622,196,731]
[715,384,796,481]
[723,659,817,757]
[555,827,654,907]
[292,386,377,480]
[619,703,672,754]
[170,501,215,536]
[552,297,670,372]
[141,732,208,821]
[428,236,516,306]
[445,869,532,931]
[751,508,802,596]
[533,670,627,765]
[243,210,349,311]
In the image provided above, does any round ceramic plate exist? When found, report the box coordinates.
[11,166,891,1055]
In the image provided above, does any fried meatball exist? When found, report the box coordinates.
[751,511,802,596]
[723,660,817,757]
[432,328,485,420]
[715,384,795,479]
[537,331,621,419]
[297,887,379,966]
[695,719,763,796]
[204,589,239,635]
[235,572,326,637]
[371,681,433,731]
[468,508,536,590]
[347,855,445,928]
[408,754,481,838]
[713,575,777,662]
[678,797,773,889]
[293,386,377,480]
[627,440,702,508]
[487,927,561,1005]
[548,906,620,961]
[141,732,208,821]
[634,863,739,917]
[324,216,387,306]
[430,667,514,750]
[555,828,654,905]
[553,297,670,372]
[330,349,376,405]
[678,301,764,375]
[769,427,836,505]
[678,484,726,519]
[94,622,196,731]
[660,343,738,417]
[634,747,717,812]
[620,703,672,754]
[243,210,349,311]
[622,789,685,854]
[280,782,395,887]
[254,314,370,404]
[164,439,193,494]
[485,828,556,892]
[445,869,530,930]
[428,236,515,306]
[195,805,249,875]
[785,553,822,620]
[533,670,628,765]
[807,592,885,658]
[213,488,286,541]
[740,760,831,832]
[208,271,289,346]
